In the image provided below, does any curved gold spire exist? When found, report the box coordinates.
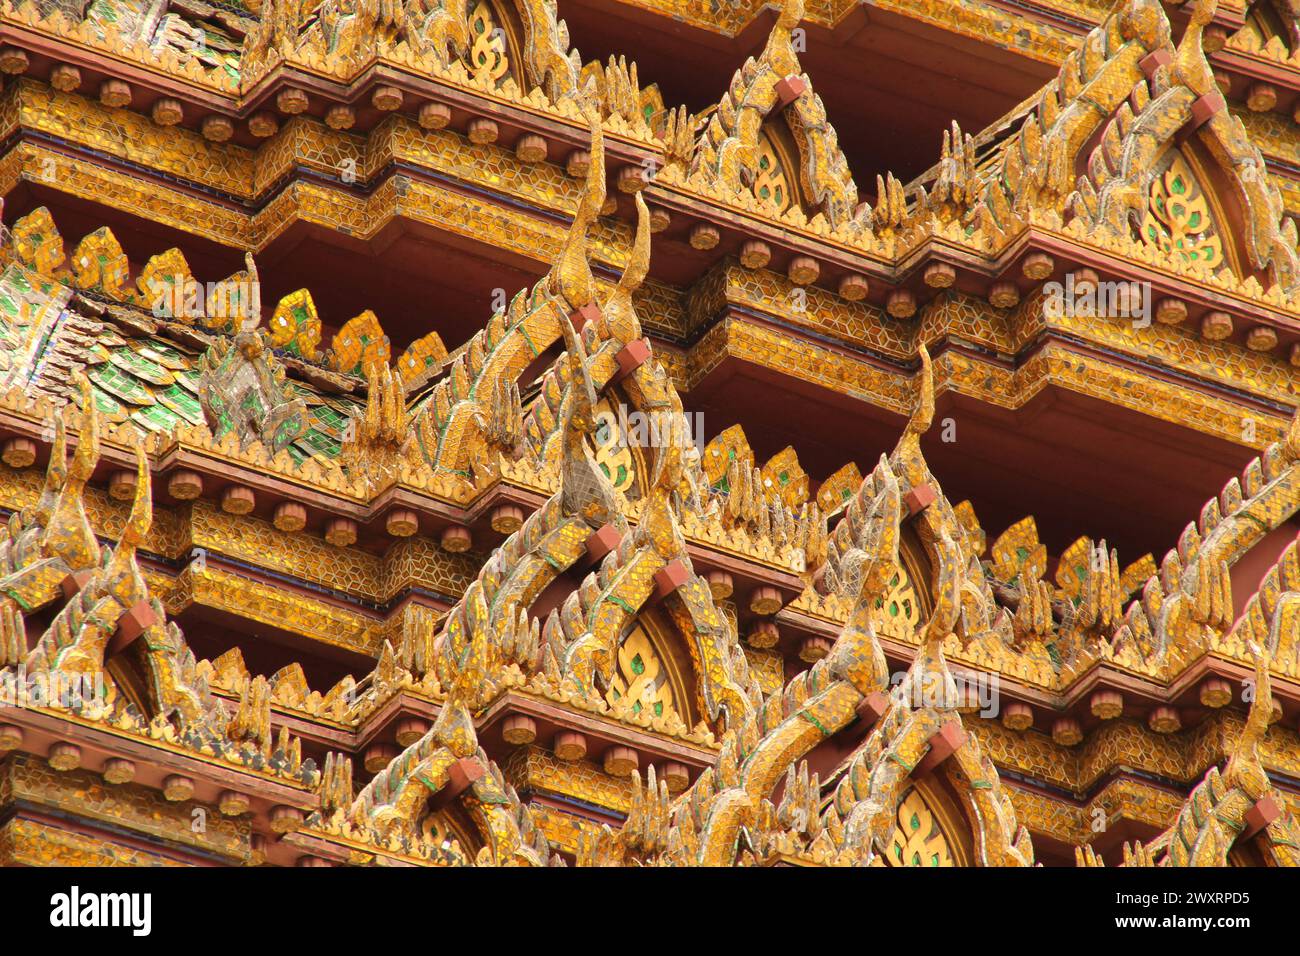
[118,442,153,551]
[557,312,621,528]
[241,252,262,333]
[894,343,935,486]
[96,442,153,608]
[1173,0,1219,96]
[27,414,66,527]
[68,375,99,486]
[560,311,599,421]
[39,376,101,569]
[1225,641,1274,800]
[922,530,963,656]
[604,193,651,342]
[769,0,805,79]
[777,0,804,30]
[902,343,935,443]
[617,192,650,297]
[552,100,605,310]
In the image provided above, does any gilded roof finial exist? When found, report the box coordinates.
[1225,640,1274,800]
[894,342,935,481]
[68,374,100,487]
[40,375,101,569]
[768,0,804,76]
[923,530,963,656]
[637,407,688,560]
[560,311,599,424]
[604,193,651,343]
[1174,0,1219,96]
[903,342,935,442]
[242,252,261,333]
[776,0,804,31]
[99,442,152,606]
[120,442,152,549]
[26,413,66,528]
[905,528,963,711]
[552,97,605,310]
[618,192,650,299]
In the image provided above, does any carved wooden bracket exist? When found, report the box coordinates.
[652,559,691,599]
[59,570,93,600]
[106,600,160,658]
[912,720,968,777]
[904,483,937,517]
[569,302,603,332]
[854,690,891,729]
[583,523,623,566]
[612,338,652,383]
[1190,91,1226,129]
[427,757,486,811]
[1240,795,1281,842]
[1138,49,1172,80]
[773,75,807,109]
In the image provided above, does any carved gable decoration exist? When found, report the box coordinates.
[685,0,866,235]
[197,331,309,454]
[1138,151,1226,271]
[1065,0,1299,294]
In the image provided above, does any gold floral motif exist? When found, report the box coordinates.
[592,399,638,496]
[872,561,921,640]
[886,788,955,867]
[752,130,793,214]
[329,310,390,378]
[605,624,677,722]
[1140,153,1225,271]
[468,0,511,87]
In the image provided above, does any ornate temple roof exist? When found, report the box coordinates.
[0,0,1297,869]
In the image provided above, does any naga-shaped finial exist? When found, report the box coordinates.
[97,441,152,608]
[838,456,903,605]
[603,193,651,344]
[824,455,898,696]
[765,0,805,77]
[1174,0,1219,96]
[552,100,605,311]
[40,375,101,569]
[111,444,152,558]
[241,252,261,333]
[68,375,99,486]
[900,529,963,712]
[902,343,935,445]
[923,530,963,655]
[438,611,493,712]
[1225,640,1274,801]
[777,0,804,31]
[561,313,599,434]
[121,442,152,548]
[893,342,935,487]
[25,413,66,528]
[637,399,688,560]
